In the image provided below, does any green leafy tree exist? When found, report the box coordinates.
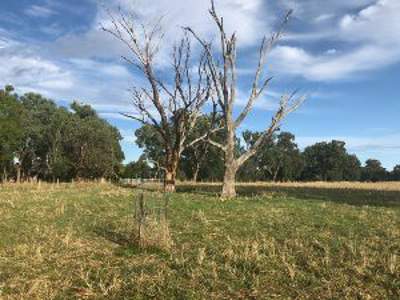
[135,115,225,182]
[46,108,75,181]
[18,93,61,180]
[68,102,124,180]
[0,85,25,181]
[123,155,155,179]
[180,115,225,182]
[302,140,359,181]
[361,159,387,182]
[3,90,124,182]
[390,165,400,181]
[343,154,362,181]
[274,132,304,181]
[239,131,303,182]
[135,124,165,168]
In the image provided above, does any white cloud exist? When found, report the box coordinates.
[49,30,128,60]
[0,38,8,49]
[45,0,400,83]
[280,0,374,19]
[339,0,400,45]
[313,14,335,23]
[2,0,399,111]
[271,44,398,81]
[325,49,337,55]
[0,53,73,93]
[235,88,282,112]
[0,35,135,112]
[69,59,131,78]
[271,0,400,81]
[50,0,273,65]
[110,0,271,46]
[24,5,56,18]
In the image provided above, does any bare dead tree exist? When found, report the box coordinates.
[102,10,213,192]
[185,0,305,198]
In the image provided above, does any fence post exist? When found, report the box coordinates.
[134,192,146,247]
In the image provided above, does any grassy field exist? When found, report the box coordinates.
[0,182,399,299]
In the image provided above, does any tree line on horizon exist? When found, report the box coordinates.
[0,85,124,183]
[123,117,400,183]
[1,85,398,184]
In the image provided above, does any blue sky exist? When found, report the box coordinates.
[1,0,399,170]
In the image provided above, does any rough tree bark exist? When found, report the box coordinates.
[16,163,21,184]
[186,0,305,198]
[2,166,7,183]
[190,136,211,182]
[164,151,179,192]
[103,11,213,192]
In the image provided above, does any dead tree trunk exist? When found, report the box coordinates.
[192,164,200,182]
[164,151,179,192]
[16,163,21,184]
[2,166,7,183]
[164,169,176,192]
[103,12,211,193]
[273,167,280,182]
[186,1,305,198]
[221,122,237,197]
[190,138,211,182]
[222,162,237,198]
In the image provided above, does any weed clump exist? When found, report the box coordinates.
[133,192,173,250]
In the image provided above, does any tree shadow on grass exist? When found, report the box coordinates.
[176,184,400,208]
[93,226,133,247]
[92,225,169,257]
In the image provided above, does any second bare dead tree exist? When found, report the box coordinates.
[186,1,305,198]
[103,11,211,192]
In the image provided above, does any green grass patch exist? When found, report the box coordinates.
[0,183,399,299]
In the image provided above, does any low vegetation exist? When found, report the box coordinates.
[1,182,399,299]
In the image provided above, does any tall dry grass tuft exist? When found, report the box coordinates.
[133,192,173,250]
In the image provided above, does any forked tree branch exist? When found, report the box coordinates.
[236,92,306,167]
[103,7,212,175]
[235,10,293,129]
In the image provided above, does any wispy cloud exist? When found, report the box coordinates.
[0,46,73,94]
[0,34,134,110]
[44,0,400,83]
[280,0,374,19]
[271,0,400,81]
[24,5,56,18]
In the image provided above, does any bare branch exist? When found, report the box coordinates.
[184,127,225,149]
[236,91,306,167]
[102,5,212,191]
[234,76,273,128]
[234,10,293,129]
[147,159,168,172]
[183,26,225,112]
[120,112,148,125]
[207,138,227,152]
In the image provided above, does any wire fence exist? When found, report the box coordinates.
[120,178,163,186]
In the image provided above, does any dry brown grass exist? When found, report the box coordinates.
[0,182,399,299]
[179,180,400,191]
